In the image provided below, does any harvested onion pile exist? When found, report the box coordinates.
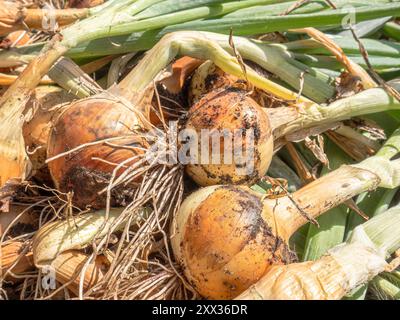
[1,0,400,302]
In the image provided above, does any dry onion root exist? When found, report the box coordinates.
[171,128,400,299]
[237,205,400,300]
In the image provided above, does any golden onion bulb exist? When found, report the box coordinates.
[184,88,273,187]
[47,97,145,208]
[171,185,296,300]
[23,86,74,172]
[188,60,244,105]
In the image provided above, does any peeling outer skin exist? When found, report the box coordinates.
[236,230,387,300]
[236,259,348,300]
[352,157,400,189]
[328,226,388,292]
[1,241,34,278]
[23,86,74,172]
[184,88,274,187]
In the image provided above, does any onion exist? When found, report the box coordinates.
[1,241,34,280]
[171,142,400,299]
[184,61,288,186]
[184,88,274,186]
[47,96,146,208]
[23,86,74,173]
[51,250,109,296]
[188,60,243,105]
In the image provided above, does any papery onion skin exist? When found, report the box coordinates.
[1,241,34,279]
[189,61,245,106]
[51,250,108,296]
[47,97,145,208]
[171,185,296,300]
[184,88,273,187]
[23,86,73,173]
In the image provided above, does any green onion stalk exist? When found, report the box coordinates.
[302,139,353,263]
[291,53,400,71]
[383,21,400,41]
[371,271,400,300]
[5,2,398,103]
[280,36,400,58]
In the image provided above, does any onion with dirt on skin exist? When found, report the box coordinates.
[184,88,274,186]
[47,96,147,209]
[183,61,400,187]
[46,57,202,209]
[171,130,400,299]
[237,205,400,300]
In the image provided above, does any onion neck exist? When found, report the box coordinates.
[0,35,68,186]
[0,34,68,117]
[263,165,381,238]
[271,80,400,138]
[59,0,160,47]
[362,206,400,256]
[116,31,309,106]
